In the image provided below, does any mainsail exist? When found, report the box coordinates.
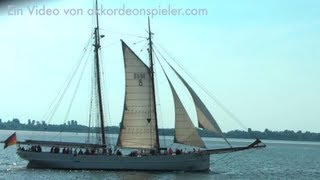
[117,41,157,149]
[166,77,205,148]
[169,66,224,136]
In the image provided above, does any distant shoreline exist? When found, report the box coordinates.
[1,118,319,142]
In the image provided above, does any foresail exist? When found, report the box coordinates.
[166,79,205,148]
[117,41,157,149]
[170,66,224,136]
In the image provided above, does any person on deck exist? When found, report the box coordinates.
[54,146,60,153]
[78,149,83,155]
[85,148,90,155]
[116,149,122,156]
[73,149,77,156]
[108,148,112,155]
[37,145,42,152]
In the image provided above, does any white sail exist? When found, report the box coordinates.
[117,41,157,149]
[166,79,205,148]
[170,66,224,136]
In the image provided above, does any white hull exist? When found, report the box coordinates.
[17,151,210,171]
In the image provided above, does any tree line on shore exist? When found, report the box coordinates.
[1,118,319,141]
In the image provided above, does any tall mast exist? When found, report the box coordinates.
[148,17,160,151]
[94,0,106,146]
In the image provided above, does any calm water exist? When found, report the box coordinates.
[0,130,319,180]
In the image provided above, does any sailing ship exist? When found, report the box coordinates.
[8,0,266,171]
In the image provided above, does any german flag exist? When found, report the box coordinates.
[4,132,17,149]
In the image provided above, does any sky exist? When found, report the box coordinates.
[0,0,319,132]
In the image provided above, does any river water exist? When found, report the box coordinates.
[0,130,319,179]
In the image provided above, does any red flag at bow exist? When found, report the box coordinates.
[4,132,17,149]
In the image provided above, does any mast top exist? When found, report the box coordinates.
[95,0,100,29]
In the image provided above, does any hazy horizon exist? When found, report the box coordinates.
[0,0,319,133]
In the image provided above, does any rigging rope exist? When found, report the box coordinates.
[132,39,148,46]
[101,40,120,49]
[152,49,167,148]
[138,41,149,57]
[86,41,98,143]
[152,43,232,147]
[99,47,112,146]
[210,147,260,165]
[99,28,147,39]
[43,33,94,125]
[61,47,93,131]
[153,41,249,132]
[50,46,93,140]
[88,0,97,145]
